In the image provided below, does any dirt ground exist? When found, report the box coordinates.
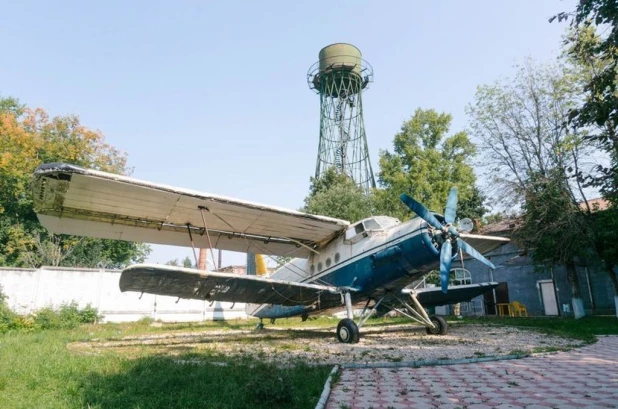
[68,322,584,366]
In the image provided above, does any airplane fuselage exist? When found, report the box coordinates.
[247,215,448,319]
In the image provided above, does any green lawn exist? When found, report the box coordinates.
[1,315,617,408]
[0,319,332,409]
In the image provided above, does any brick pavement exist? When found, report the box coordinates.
[326,336,618,409]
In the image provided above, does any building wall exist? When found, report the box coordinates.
[0,267,248,322]
[456,242,616,316]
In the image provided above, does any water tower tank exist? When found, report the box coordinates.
[318,43,362,76]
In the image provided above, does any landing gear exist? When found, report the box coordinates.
[255,319,264,330]
[301,312,309,322]
[335,290,361,344]
[425,315,448,335]
[337,318,359,343]
[376,290,450,336]
[269,318,276,324]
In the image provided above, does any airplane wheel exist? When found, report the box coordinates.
[301,313,309,322]
[426,315,448,335]
[256,322,264,330]
[336,318,360,344]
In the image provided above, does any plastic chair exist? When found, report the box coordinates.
[510,301,528,317]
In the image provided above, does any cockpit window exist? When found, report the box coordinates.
[345,217,392,243]
[374,216,400,229]
[363,218,381,231]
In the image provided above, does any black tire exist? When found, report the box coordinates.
[256,322,264,330]
[336,318,360,343]
[425,315,448,335]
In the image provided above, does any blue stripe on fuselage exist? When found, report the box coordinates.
[252,228,445,319]
[313,228,439,293]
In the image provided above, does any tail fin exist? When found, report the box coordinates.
[256,254,267,276]
[246,253,268,276]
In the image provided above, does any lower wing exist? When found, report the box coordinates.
[120,264,346,307]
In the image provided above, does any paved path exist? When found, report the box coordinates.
[326,336,618,409]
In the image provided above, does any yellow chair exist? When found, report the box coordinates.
[496,303,513,317]
[510,301,528,317]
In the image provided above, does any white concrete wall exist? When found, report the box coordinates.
[0,267,247,322]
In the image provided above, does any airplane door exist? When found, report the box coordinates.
[539,280,559,316]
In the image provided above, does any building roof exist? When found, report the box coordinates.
[579,197,610,212]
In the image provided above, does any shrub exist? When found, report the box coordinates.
[0,304,15,333]
[32,302,102,329]
[0,300,103,333]
[0,286,15,333]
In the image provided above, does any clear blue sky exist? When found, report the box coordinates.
[1,0,575,267]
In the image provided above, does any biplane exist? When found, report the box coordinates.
[32,163,508,343]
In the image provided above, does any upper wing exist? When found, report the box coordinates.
[120,264,344,306]
[32,163,349,258]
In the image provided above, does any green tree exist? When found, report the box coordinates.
[301,167,373,222]
[467,60,600,318]
[0,96,150,268]
[182,256,194,268]
[559,26,618,315]
[515,171,591,318]
[375,108,482,222]
[166,259,180,266]
[552,2,618,201]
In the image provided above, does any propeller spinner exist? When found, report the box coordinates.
[400,188,496,293]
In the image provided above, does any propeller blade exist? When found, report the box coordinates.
[400,193,443,230]
[439,240,452,293]
[457,239,496,269]
[444,187,458,224]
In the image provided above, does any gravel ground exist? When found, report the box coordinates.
[69,323,584,366]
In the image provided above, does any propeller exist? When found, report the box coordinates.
[400,188,496,293]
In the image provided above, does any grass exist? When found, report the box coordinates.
[0,320,332,409]
[459,315,618,343]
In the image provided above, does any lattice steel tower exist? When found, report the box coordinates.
[308,43,376,190]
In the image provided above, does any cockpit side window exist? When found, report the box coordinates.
[363,218,381,231]
[345,222,366,243]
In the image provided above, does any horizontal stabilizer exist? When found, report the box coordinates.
[403,282,498,307]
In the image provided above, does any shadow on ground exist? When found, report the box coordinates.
[78,353,330,409]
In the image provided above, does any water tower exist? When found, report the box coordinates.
[308,43,376,190]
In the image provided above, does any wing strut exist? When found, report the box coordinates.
[186,224,199,267]
[198,206,217,269]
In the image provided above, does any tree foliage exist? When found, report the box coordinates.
[0,96,150,268]
[301,167,373,222]
[515,171,590,266]
[375,108,483,222]
[552,2,618,203]
[467,61,602,317]
[467,59,595,206]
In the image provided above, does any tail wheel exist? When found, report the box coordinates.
[336,318,360,343]
[426,315,448,335]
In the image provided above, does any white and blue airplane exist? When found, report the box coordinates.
[32,163,509,343]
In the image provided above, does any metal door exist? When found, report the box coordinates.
[539,280,559,316]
